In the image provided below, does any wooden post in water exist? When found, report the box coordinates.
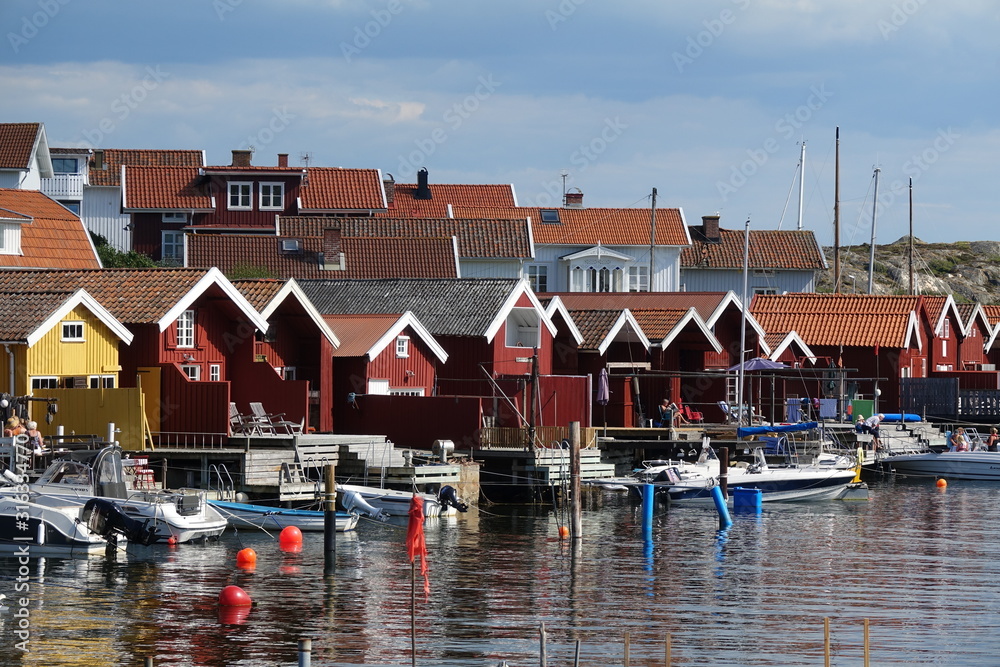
[864,617,870,666]
[569,421,582,540]
[824,617,830,667]
[719,447,729,499]
[144,658,153,667]
[573,639,581,666]
[539,622,547,667]
[665,632,672,666]
[298,638,312,667]
[624,631,631,666]
[323,463,337,574]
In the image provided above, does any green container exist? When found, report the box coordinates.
[852,399,874,423]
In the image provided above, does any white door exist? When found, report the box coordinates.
[368,379,390,395]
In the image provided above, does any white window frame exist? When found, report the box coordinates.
[31,376,59,390]
[162,212,187,223]
[51,157,78,174]
[627,266,648,292]
[526,265,548,293]
[61,321,84,342]
[941,339,947,357]
[89,375,115,388]
[505,307,541,348]
[570,265,624,292]
[259,182,284,210]
[209,364,221,382]
[282,366,296,381]
[180,364,201,381]
[753,287,779,295]
[396,336,410,358]
[390,388,425,396]
[162,230,185,264]
[943,318,950,338]
[176,310,195,348]
[228,181,252,210]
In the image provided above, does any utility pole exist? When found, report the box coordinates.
[909,178,914,295]
[834,128,840,293]
[649,187,657,291]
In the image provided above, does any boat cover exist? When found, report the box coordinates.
[737,421,818,439]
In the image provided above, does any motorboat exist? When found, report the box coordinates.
[877,450,1000,480]
[660,447,859,504]
[337,483,468,518]
[208,499,360,532]
[2,445,228,544]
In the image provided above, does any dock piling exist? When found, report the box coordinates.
[323,463,336,574]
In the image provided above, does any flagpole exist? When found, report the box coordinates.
[411,560,416,667]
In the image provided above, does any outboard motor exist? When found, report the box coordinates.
[82,497,159,547]
[438,485,468,513]
[339,489,388,521]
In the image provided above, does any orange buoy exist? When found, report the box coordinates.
[166,535,177,546]
[558,526,570,539]
[218,585,252,607]
[278,525,303,547]
[236,547,257,566]
[936,478,947,488]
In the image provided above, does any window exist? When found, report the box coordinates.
[526,265,548,293]
[753,287,778,295]
[51,158,78,174]
[627,266,649,292]
[162,212,187,223]
[228,182,252,209]
[89,375,115,388]
[176,310,195,348]
[395,336,410,358]
[60,201,81,215]
[31,377,59,390]
[260,182,284,209]
[752,269,776,277]
[162,231,184,265]
[180,364,201,381]
[209,364,221,382]
[943,319,950,338]
[390,388,424,396]
[942,339,947,357]
[570,265,623,292]
[282,366,296,381]
[280,239,302,253]
[61,321,84,341]
[540,209,560,223]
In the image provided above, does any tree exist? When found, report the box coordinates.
[91,232,156,268]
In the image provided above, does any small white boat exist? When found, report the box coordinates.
[208,500,359,532]
[879,450,1000,480]
[337,483,468,518]
[5,445,228,544]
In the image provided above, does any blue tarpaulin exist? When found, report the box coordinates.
[737,421,819,439]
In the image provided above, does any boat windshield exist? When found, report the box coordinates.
[36,460,92,487]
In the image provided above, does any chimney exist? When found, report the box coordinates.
[92,149,105,170]
[231,149,252,167]
[383,174,395,206]
[701,214,721,242]
[564,189,584,208]
[415,168,432,200]
[322,228,345,271]
[277,153,288,168]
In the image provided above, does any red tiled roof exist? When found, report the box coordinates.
[561,310,624,350]
[122,166,213,210]
[187,234,458,280]
[545,292,731,322]
[323,314,405,357]
[0,268,218,323]
[0,123,41,171]
[230,279,285,311]
[0,190,100,269]
[89,149,204,187]
[0,290,80,341]
[982,305,1000,328]
[279,216,531,259]
[751,293,921,347]
[379,183,516,218]
[452,206,689,246]
[629,308,690,341]
[298,168,387,211]
[681,228,826,269]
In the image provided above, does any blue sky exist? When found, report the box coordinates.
[2,0,996,248]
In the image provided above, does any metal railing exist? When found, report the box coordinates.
[150,431,231,450]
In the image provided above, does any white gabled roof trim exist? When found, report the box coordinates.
[655,307,723,354]
[714,291,771,357]
[768,331,816,364]
[598,309,650,356]
[27,289,133,348]
[263,279,340,348]
[904,311,923,352]
[483,279,558,343]
[158,267,269,333]
[366,311,448,364]
[543,296,585,346]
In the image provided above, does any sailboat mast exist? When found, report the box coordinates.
[797,141,806,230]
[909,178,914,294]
[834,128,840,293]
[737,219,750,426]
[867,168,880,295]
[649,187,657,287]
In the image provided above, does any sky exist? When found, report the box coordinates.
[2,0,997,248]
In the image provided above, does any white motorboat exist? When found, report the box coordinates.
[208,499,360,532]
[878,450,1000,480]
[3,445,227,544]
[337,483,468,518]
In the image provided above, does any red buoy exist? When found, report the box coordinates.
[166,535,177,546]
[279,525,303,548]
[936,478,947,488]
[218,585,252,607]
[218,605,251,625]
[558,526,570,539]
[236,548,257,567]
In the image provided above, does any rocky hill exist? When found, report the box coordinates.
[816,237,1000,304]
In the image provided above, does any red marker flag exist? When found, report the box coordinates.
[406,494,429,598]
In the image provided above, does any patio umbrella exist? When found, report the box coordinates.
[596,368,610,432]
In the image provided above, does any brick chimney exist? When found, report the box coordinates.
[564,189,584,208]
[383,175,395,206]
[322,228,345,271]
[701,214,721,242]
[415,168,432,200]
[231,149,252,167]
[277,153,288,168]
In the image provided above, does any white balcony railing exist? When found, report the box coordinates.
[40,173,85,198]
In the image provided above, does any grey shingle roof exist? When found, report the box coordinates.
[297,278,522,336]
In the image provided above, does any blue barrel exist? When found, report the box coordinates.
[732,486,762,513]
[710,485,733,529]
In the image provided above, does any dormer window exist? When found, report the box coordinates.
[228,182,252,210]
[280,238,302,253]
[540,209,560,223]
[51,158,78,174]
[396,336,410,358]
[260,182,284,210]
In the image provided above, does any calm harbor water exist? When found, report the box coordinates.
[1,478,1000,666]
